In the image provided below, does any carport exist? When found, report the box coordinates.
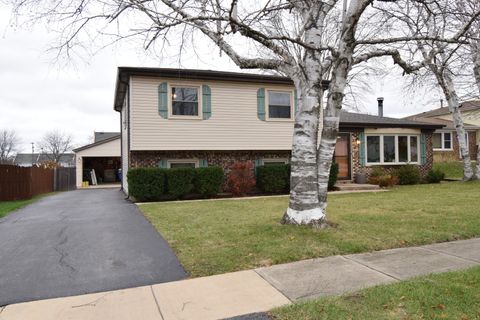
[73,133,121,188]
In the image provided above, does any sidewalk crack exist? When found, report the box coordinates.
[150,286,165,320]
[420,247,480,264]
[342,255,401,281]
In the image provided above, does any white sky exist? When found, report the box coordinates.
[0,5,442,153]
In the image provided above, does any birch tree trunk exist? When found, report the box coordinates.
[282,5,329,228]
[471,40,480,179]
[436,71,475,180]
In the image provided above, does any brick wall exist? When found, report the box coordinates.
[433,131,477,162]
[130,150,291,172]
[351,130,434,181]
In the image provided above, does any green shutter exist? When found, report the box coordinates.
[254,158,263,174]
[420,133,427,165]
[294,89,298,115]
[158,82,168,118]
[202,85,212,120]
[158,159,167,168]
[200,159,208,167]
[257,88,266,121]
[358,132,366,166]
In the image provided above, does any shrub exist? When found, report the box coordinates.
[165,167,195,198]
[194,166,224,196]
[370,167,386,179]
[328,162,339,191]
[256,164,290,193]
[127,168,166,201]
[396,164,421,185]
[227,161,256,197]
[426,169,445,183]
[376,174,399,187]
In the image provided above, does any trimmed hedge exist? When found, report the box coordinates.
[128,166,224,201]
[396,164,421,185]
[195,167,224,196]
[256,164,290,193]
[166,167,196,198]
[256,162,339,193]
[127,168,166,201]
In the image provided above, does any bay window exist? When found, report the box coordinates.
[366,134,420,165]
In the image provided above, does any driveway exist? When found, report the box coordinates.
[0,188,187,306]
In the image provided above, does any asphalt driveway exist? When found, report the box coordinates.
[0,188,187,306]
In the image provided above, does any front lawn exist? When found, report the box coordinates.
[271,266,480,320]
[0,198,37,218]
[433,161,476,179]
[140,181,480,277]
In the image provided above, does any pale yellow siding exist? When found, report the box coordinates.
[364,128,421,135]
[130,76,296,150]
[437,109,480,126]
[75,138,120,158]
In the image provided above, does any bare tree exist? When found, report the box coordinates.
[0,129,19,164]
[38,130,73,164]
[11,0,480,226]
[382,0,480,180]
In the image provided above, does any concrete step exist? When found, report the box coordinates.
[335,183,381,191]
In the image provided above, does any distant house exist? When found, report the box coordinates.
[14,153,75,167]
[113,67,443,194]
[405,100,480,162]
[73,132,121,188]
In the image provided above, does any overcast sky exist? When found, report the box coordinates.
[0,4,442,154]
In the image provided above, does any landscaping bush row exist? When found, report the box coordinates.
[368,165,445,187]
[256,162,339,194]
[127,166,224,201]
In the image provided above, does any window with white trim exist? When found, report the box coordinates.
[366,134,420,165]
[267,90,293,119]
[432,132,452,150]
[171,86,199,116]
[263,158,289,166]
[167,159,199,168]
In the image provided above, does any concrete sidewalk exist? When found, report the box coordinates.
[2,238,480,320]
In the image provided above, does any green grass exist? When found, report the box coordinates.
[270,266,480,320]
[433,161,476,179]
[140,181,480,277]
[0,195,48,218]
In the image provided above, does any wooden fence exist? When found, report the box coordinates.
[0,165,75,201]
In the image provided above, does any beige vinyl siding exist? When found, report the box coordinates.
[130,76,296,150]
[75,138,120,158]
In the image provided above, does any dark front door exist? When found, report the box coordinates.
[335,133,351,180]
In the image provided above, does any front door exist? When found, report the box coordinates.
[335,133,351,180]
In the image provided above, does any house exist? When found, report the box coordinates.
[14,153,75,167]
[405,100,480,162]
[73,132,121,188]
[113,67,443,194]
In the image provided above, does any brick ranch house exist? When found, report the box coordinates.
[405,100,480,162]
[113,67,442,194]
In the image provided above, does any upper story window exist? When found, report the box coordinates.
[171,86,199,116]
[366,134,420,165]
[433,132,452,150]
[267,91,292,119]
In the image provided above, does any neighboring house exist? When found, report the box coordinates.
[113,67,443,194]
[73,132,121,188]
[405,100,480,162]
[14,153,75,167]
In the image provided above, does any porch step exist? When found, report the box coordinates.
[335,183,381,191]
